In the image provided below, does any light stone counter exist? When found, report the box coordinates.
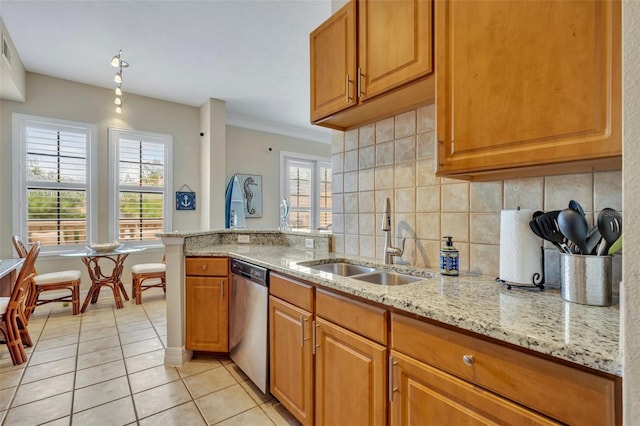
[184,243,621,377]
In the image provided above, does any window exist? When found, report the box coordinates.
[281,154,332,231]
[108,128,172,245]
[12,114,97,251]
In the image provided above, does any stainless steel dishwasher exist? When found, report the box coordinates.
[229,258,270,393]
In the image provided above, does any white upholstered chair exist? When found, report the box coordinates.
[12,235,81,316]
[131,257,166,304]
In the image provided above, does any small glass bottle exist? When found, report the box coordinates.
[440,236,459,276]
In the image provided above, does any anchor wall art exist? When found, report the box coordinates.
[237,174,263,218]
[176,184,196,211]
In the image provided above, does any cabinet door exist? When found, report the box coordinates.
[315,317,386,426]
[436,0,621,176]
[310,0,357,121]
[359,0,433,100]
[269,296,313,426]
[389,351,558,426]
[186,276,228,352]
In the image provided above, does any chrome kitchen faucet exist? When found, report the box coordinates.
[381,197,405,264]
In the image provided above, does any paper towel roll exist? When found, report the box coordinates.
[499,209,543,285]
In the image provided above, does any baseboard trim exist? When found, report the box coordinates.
[164,346,192,367]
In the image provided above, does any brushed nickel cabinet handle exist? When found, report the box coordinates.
[300,317,310,347]
[388,356,399,402]
[463,355,474,366]
[346,74,353,103]
[312,320,319,355]
[357,67,364,98]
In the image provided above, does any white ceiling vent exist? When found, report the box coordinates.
[2,34,11,68]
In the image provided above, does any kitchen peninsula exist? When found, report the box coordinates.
[161,229,622,424]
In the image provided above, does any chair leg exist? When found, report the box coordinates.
[134,276,142,305]
[72,283,80,315]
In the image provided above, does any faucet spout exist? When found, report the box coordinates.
[381,197,404,264]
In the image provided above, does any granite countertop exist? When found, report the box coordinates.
[185,243,621,377]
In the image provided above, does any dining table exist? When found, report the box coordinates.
[0,258,25,297]
[61,247,145,312]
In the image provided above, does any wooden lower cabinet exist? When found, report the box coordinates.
[185,275,228,352]
[269,295,314,426]
[389,350,558,425]
[314,317,387,426]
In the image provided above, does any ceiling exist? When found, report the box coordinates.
[0,0,333,142]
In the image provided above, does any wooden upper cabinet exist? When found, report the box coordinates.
[436,0,622,179]
[358,0,432,100]
[310,0,435,129]
[310,1,357,122]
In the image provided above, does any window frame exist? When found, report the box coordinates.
[12,113,98,254]
[280,151,332,231]
[108,127,173,247]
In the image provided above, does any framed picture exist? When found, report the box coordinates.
[237,174,262,218]
[176,190,196,210]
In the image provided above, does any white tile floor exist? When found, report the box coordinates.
[0,290,300,425]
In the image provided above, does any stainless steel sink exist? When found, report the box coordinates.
[351,271,422,285]
[307,262,377,276]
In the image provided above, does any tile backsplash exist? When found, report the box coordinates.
[330,105,622,287]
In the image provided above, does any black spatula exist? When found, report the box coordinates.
[535,210,571,254]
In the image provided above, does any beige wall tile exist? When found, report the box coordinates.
[344,193,359,214]
[376,141,394,166]
[544,173,593,212]
[359,235,376,258]
[376,117,394,142]
[416,160,440,186]
[504,177,543,211]
[359,168,375,192]
[331,131,344,154]
[359,213,375,236]
[331,153,344,174]
[416,213,440,240]
[441,182,469,213]
[417,104,436,133]
[395,162,416,188]
[332,173,343,194]
[415,239,441,269]
[333,234,345,253]
[359,191,375,213]
[470,244,500,276]
[441,213,469,243]
[359,123,375,147]
[454,242,470,272]
[345,235,359,255]
[345,213,359,234]
[470,182,503,212]
[332,193,344,214]
[395,136,416,163]
[344,149,358,172]
[344,171,358,193]
[417,131,435,160]
[398,239,416,265]
[594,171,622,212]
[332,213,344,233]
[395,213,416,238]
[359,146,375,169]
[345,128,358,151]
[395,188,416,213]
[375,166,394,190]
[417,185,440,212]
[395,110,416,138]
[470,213,501,244]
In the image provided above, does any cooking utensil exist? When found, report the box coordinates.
[585,227,602,255]
[607,235,622,255]
[597,208,622,256]
[528,212,546,240]
[558,208,589,255]
[535,211,571,253]
[569,200,586,217]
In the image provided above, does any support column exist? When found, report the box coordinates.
[199,99,226,230]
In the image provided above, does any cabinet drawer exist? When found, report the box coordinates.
[391,313,619,426]
[270,272,314,312]
[186,257,228,276]
[316,289,387,345]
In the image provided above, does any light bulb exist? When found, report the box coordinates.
[111,55,121,67]
[114,72,122,84]
[115,106,122,114]
[114,96,122,106]
[115,86,122,96]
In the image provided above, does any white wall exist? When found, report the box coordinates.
[225,125,331,229]
[622,0,640,422]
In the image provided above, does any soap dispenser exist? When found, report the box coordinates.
[440,236,459,276]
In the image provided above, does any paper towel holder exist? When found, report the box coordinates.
[496,247,545,291]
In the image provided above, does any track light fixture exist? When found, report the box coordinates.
[110,49,129,114]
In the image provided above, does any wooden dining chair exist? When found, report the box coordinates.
[0,242,39,365]
[12,235,81,316]
[130,256,166,304]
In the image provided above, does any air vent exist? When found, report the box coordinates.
[2,34,11,68]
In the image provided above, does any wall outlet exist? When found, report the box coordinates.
[305,238,315,250]
[238,235,250,244]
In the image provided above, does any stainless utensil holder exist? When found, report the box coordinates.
[560,254,612,306]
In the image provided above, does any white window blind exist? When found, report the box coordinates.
[282,155,332,231]
[109,128,172,244]
[12,115,96,249]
